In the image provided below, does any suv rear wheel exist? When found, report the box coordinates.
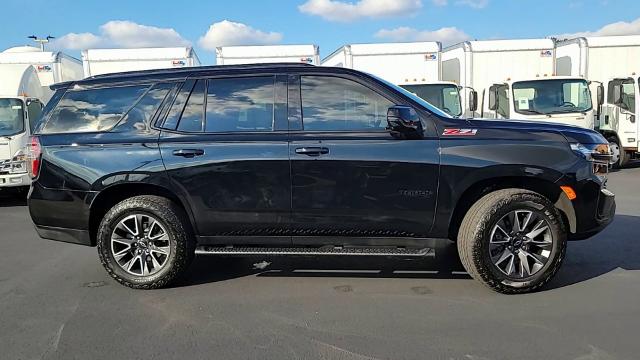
[457,189,566,294]
[97,195,195,289]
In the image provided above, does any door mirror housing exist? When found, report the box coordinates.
[468,90,478,113]
[386,105,423,139]
[597,84,604,106]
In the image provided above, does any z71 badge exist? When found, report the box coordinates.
[442,128,478,136]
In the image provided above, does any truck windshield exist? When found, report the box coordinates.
[0,98,25,137]
[512,79,592,115]
[400,84,462,117]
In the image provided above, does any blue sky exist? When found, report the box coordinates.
[2,0,640,64]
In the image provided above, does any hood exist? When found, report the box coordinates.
[465,118,607,145]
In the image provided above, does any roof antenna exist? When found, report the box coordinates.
[28,35,55,51]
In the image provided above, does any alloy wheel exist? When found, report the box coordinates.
[110,214,171,276]
[489,210,553,279]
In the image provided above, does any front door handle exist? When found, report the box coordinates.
[295,147,329,157]
[172,149,205,158]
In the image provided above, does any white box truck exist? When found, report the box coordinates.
[322,42,468,117]
[82,47,201,77]
[216,44,320,65]
[442,39,598,130]
[0,46,83,192]
[556,35,640,167]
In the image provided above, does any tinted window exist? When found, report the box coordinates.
[177,80,205,132]
[301,76,394,131]
[41,85,148,133]
[116,83,175,131]
[163,81,195,130]
[204,77,274,132]
[26,100,43,132]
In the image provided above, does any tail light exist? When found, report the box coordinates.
[27,136,42,179]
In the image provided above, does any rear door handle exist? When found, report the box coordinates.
[295,147,329,157]
[172,149,205,158]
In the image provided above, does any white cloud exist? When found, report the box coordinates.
[375,26,471,46]
[198,20,283,50]
[555,17,640,39]
[432,0,448,5]
[456,0,488,8]
[299,0,422,22]
[51,21,189,50]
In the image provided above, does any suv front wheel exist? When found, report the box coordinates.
[457,189,567,294]
[97,195,195,289]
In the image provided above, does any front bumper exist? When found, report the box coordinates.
[0,173,30,188]
[569,187,616,240]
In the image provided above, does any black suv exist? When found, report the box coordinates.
[27,64,615,293]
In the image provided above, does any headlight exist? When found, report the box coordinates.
[570,142,611,176]
[9,149,28,174]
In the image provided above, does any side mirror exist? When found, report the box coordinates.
[597,84,604,106]
[488,88,498,111]
[613,84,624,105]
[386,105,423,139]
[468,90,478,113]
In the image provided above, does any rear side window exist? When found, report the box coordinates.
[177,80,206,132]
[40,85,148,134]
[300,76,393,131]
[117,83,176,131]
[205,76,274,132]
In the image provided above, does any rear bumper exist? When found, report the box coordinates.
[28,182,96,245]
[0,173,30,188]
[34,225,92,246]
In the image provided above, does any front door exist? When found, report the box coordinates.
[287,74,440,245]
[160,75,291,244]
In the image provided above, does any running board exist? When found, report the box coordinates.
[195,246,434,257]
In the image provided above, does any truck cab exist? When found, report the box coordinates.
[480,76,598,130]
[600,77,639,166]
[0,64,44,190]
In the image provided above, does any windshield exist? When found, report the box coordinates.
[512,79,592,115]
[400,84,462,117]
[370,75,452,118]
[0,98,25,137]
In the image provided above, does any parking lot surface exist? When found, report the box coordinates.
[1,165,638,360]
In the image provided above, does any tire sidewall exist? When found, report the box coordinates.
[97,201,182,287]
[476,193,566,291]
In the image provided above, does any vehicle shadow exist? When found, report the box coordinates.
[177,215,639,291]
[547,214,640,289]
[0,191,27,207]
[178,241,470,288]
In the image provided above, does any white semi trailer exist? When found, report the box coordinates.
[556,35,640,167]
[82,47,201,77]
[216,44,320,65]
[322,42,470,117]
[0,47,83,191]
[442,38,599,130]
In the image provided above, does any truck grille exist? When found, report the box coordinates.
[0,159,10,175]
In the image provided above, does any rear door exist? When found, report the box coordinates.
[287,73,440,245]
[159,74,291,245]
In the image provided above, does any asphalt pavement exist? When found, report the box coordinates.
[0,165,638,360]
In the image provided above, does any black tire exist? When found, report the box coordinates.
[97,195,195,289]
[457,189,567,294]
[608,136,628,169]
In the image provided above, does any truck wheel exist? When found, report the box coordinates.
[97,195,195,289]
[457,189,566,294]
[608,137,628,168]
